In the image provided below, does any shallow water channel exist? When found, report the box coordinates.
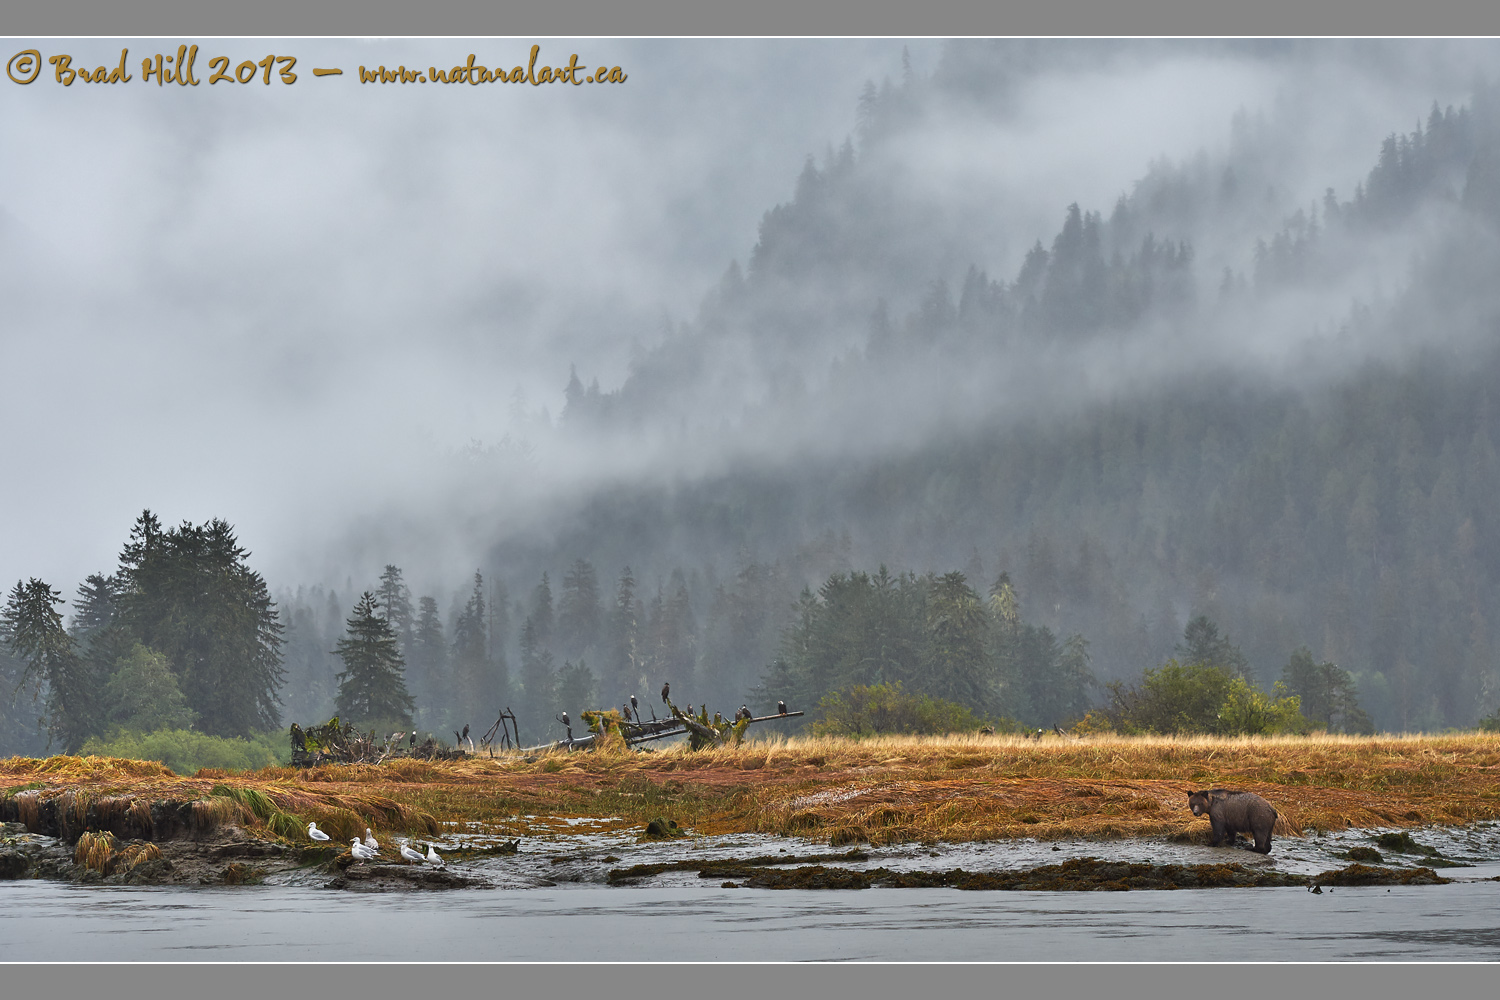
[5,824,1500,961]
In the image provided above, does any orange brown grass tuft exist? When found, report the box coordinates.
[5,733,1500,846]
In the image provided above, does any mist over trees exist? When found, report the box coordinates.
[467,44,1500,736]
[7,42,1500,752]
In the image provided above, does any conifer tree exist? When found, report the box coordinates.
[114,511,285,737]
[606,566,640,701]
[333,592,415,728]
[377,565,414,657]
[530,572,554,646]
[408,595,447,729]
[1177,615,1250,679]
[924,571,990,708]
[2,578,97,751]
[518,615,555,735]
[557,558,602,661]
[70,572,132,710]
[555,659,598,719]
[451,572,493,712]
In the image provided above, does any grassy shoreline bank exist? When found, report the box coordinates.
[4,733,1499,849]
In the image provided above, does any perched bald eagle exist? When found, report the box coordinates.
[777,701,787,715]
[661,681,670,704]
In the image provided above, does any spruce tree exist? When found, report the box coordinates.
[377,565,414,658]
[518,615,555,736]
[924,571,990,709]
[451,571,492,712]
[2,578,97,751]
[333,592,415,729]
[1177,615,1250,679]
[408,595,447,731]
[555,659,598,719]
[557,558,602,661]
[607,566,640,699]
[70,572,132,712]
[530,573,554,646]
[114,511,285,737]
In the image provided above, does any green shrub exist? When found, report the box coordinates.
[810,681,999,737]
[79,728,290,774]
[1096,660,1310,736]
[102,644,196,733]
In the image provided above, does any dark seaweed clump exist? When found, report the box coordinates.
[608,849,869,883]
[1311,863,1450,887]
[610,855,1309,891]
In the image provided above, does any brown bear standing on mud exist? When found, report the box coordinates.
[1187,789,1277,854]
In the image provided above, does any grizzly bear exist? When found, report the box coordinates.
[1187,789,1277,854]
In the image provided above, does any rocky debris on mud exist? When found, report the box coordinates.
[1310,863,1450,887]
[0,821,317,886]
[322,862,494,891]
[451,838,520,858]
[1374,831,1438,856]
[2,823,78,880]
[3,818,508,891]
[612,855,1313,890]
[1367,831,1471,867]
[608,849,870,884]
[749,858,1309,891]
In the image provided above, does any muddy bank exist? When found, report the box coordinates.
[4,820,1472,893]
[322,860,496,891]
[601,846,1459,891]
[1,820,310,886]
[0,819,532,891]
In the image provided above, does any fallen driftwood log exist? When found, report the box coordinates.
[290,697,803,766]
[524,699,804,755]
[289,717,466,767]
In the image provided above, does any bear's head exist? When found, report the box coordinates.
[1187,790,1213,816]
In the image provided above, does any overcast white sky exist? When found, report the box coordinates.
[1,39,938,591]
[1,38,1494,599]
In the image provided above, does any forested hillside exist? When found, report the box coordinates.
[471,44,1500,735]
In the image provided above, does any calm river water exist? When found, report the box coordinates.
[3,879,1500,961]
[7,821,1500,961]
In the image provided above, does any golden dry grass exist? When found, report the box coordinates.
[5,731,1500,846]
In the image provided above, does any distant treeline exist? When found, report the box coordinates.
[0,533,1385,754]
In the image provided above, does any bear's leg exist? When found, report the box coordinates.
[1209,818,1226,847]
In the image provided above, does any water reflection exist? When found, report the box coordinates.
[3,880,1500,961]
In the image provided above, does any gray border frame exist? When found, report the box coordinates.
[7,0,1500,37]
[5,0,1498,984]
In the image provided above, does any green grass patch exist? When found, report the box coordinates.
[79,728,290,775]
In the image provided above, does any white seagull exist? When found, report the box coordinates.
[425,842,446,867]
[400,842,424,862]
[307,821,330,842]
[350,838,379,861]
[364,827,379,850]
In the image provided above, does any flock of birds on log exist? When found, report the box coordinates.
[306,821,447,868]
